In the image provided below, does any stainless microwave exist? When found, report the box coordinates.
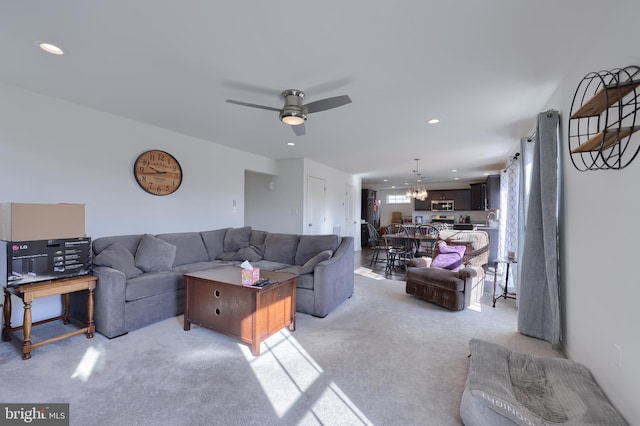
[431,200,454,212]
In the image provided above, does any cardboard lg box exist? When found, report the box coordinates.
[0,203,85,241]
[1,237,92,287]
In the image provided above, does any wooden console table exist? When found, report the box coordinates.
[2,275,97,360]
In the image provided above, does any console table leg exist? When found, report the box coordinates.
[87,288,95,339]
[63,293,71,325]
[492,262,498,308]
[3,289,11,342]
[22,300,32,360]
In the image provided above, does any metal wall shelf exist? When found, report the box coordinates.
[568,66,640,170]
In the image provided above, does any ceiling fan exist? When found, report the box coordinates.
[226,89,352,136]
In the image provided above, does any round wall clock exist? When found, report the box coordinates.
[133,150,183,196]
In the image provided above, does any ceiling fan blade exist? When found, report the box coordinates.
[221,80,282,97]
[292,123,306,136]
[305,77,354,95]
[305,95,352,114]
[225,99,281,112]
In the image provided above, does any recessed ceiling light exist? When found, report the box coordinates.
[383,179,389,182]
[428,118,440,124]
[39,42,64,55]
[451,169,457,173]
[286,142,295,146]
[454,177,460,180]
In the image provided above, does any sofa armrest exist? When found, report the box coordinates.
[457,267,479,279]
[311,236,355,317]
[409,257,432,268]
[91,265,128,338]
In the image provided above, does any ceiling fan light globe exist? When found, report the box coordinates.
[280,111,306,126]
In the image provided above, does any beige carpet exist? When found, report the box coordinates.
[0,269,563,425]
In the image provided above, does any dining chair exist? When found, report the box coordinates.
[383,224,413,272]
[366,222,388,266]
[414,224,439,257]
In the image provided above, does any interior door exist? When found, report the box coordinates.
[307,176,325,235]
[344,185,356,238]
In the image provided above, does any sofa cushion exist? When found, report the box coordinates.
[281,250,333,275]
[134,234,177,272]
[250,230,268,246]
[125,270,184,301]
[93,234,143,257]
[263,233,299,264]
[461,339,629,426]
[92,242,143,279]
[249,230,268,257]
[231,246,263,262]
[294,235,340,265]
[431,244,466,270]
[200,228,231,261]
[224,226,252,252]
[217,251,236,261]
[172,261,226,274]
[157,232,209,267]
[251,259,292,272]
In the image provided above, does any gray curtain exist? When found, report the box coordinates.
[517,110,561,347]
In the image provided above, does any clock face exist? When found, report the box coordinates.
[134,150,182,196]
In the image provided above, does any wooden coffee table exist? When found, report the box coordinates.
[183,266,297,356]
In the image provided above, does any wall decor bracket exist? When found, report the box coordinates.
[568,65,640,170]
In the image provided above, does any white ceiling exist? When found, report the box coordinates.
[0,1,613,189]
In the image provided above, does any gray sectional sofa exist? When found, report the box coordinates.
[70,227,354,338]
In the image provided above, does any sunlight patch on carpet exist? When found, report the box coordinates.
[240,330,373,424]
[468,301,482,312]
[354,267,386,280]
[71,345,103,382]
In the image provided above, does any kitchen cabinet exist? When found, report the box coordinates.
[414,189,470,211]
[470,183,486,210]
[414,197,431,211]
[486,175,500,210]
[453,189,471,210]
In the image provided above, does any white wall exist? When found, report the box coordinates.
[245,159,361,239]
[304,158,361,240]
[244,160,304,234]
[543,1,639,421]
[0,83,281,238]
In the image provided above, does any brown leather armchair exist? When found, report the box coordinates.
[406,230,489,311]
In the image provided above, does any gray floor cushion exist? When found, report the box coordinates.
[460,339,628,426]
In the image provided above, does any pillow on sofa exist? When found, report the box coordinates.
[135,234,177,272]
[93,242,143,279]
[280,250,333,275]
[201,228,231,260]
[223,226,252,252]
[431,244,466,271]
[263,233,299,265]
[295,234,340,266]
[232,246,263,262]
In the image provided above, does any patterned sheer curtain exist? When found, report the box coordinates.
[498,155,521,294]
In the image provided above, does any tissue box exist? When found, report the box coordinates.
[241,268,260,285]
